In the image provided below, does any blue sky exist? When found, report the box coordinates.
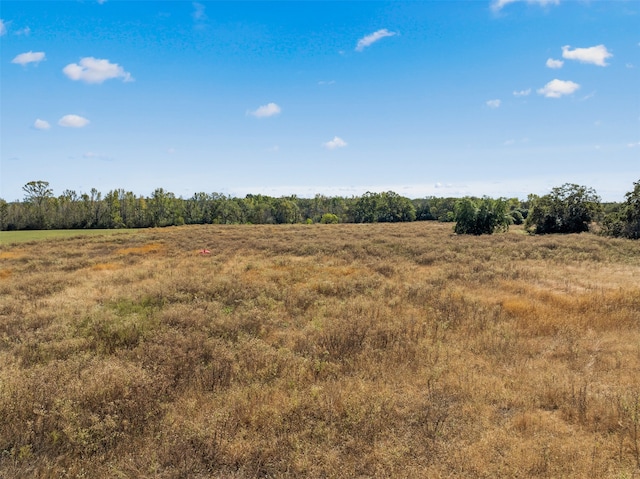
[1,0,638,202]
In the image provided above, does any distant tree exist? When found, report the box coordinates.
[22,180,54,229]
[352,192,380,223]
[378,191,416,222]
[273,197,301,224]
[243,194,275,224]
[428,197,457,222]
[453,197,510,235]
[412,198,437,221]
[525,183,601,234]
[351,191,415,223]
[0,199,7,230]
[602,179,640,239]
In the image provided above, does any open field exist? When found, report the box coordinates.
[0,229,139,245]
[1,223,639,478]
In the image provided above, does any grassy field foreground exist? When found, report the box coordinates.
[1,223,639,478]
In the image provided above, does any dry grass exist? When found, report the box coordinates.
[1,223,639,478]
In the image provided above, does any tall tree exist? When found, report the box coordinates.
[22,180,54,229]
[525,184,601,234]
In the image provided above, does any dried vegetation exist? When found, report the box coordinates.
[1,223,639,478]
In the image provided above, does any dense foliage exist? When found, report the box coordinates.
[453,197,511,235]
[0,182,452,231]
[2,180,640,239]
[602,180,640,239]
[525,183,602,234]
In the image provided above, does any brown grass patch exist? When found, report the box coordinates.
[0,251,25,260]
[115,242,164,255]
[1,223,639,478]
[90,262,120,271]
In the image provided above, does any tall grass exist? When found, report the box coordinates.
[1,223,639,477]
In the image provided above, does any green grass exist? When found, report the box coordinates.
[0,228,139,245]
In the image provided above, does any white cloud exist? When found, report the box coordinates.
[491,0,560,12]
[58,114,90,128]
[537,79,580,98]
[323,136,347,150]
[15,26,31,36]
[628,142,640,148]
[33,119,51,130]
[546,58,564,69]
[486,99,501,109]
[249,102,281,118]
[63,57,133,84]
[561,44,612,67]
[513,88,531,97]
[0,19,7,36]
[355,29,397,52]
[11,51,45,66]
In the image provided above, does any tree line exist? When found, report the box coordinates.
[0,181,488,230]
[1,179,638,239]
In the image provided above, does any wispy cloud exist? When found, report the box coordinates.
[323,136,347,150]
[355,29,397,52]
[11,51,45,66]
[83,151,112,161]
[486,99,501,109]
[33,119,50,130]
[192,2,207,22]
[63,57,133,84]
[562,45,612,67]
[15,26,31,36]
[491,0,560,12]
[58,114,90,128]
[513,88,531,97]
[249,102,281,118]
[537,79,580,98]
[546,58,564,69]
[0,19,7,36]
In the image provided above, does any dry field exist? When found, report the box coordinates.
[1,223,639,478]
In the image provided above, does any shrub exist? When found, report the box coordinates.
[453,197,510,235]
[320,213,339,224]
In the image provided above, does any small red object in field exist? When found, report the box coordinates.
[199,249,211,255]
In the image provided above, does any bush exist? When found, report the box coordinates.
[320,213,339,224]
[453,197,510,235]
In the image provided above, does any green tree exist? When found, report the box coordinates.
[525,183,601,234]
[22,180,54,229]
[603,179,640,239]
[378,191,416,222]
[273,197,301,224]
[453,197,510,235]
